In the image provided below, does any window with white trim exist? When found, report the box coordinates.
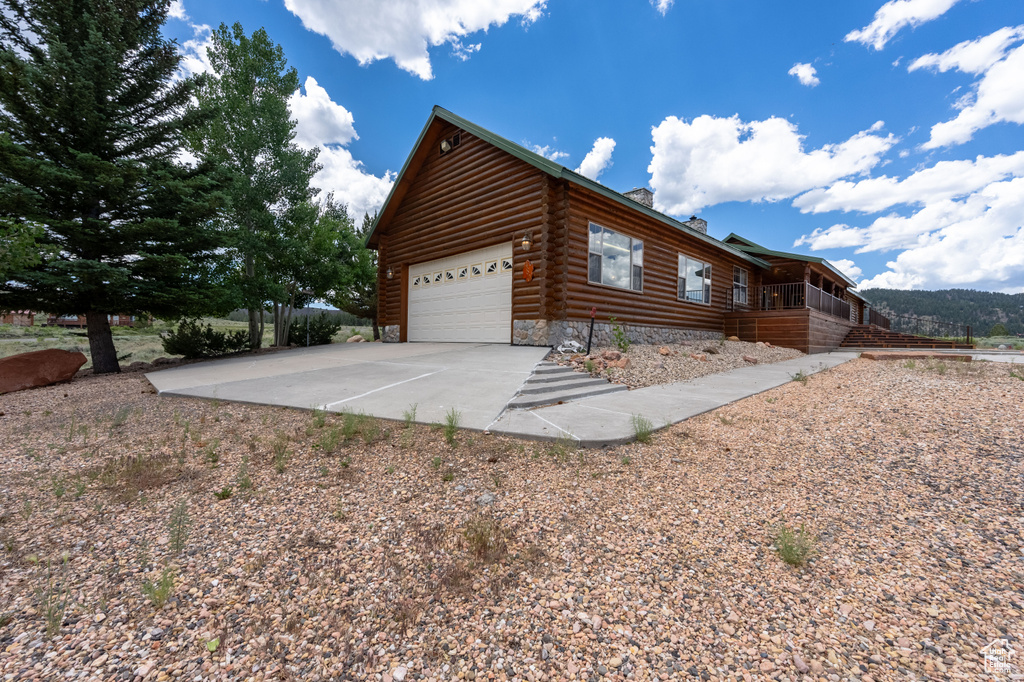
[588,223,643,292]
[732,266,748,305]
[678,255,712,304]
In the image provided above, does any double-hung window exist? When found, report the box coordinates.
[588,223,643,292]
[732,267,749,305]
[678,255,712,304]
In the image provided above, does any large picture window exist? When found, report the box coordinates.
[678,255,712,304]
[733,266,749,305]
[588,223,643,292]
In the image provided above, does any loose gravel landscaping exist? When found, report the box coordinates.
[554,340,804,390]
[0,358,1021,681]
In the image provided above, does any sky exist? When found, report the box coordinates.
[164,0,1024,293]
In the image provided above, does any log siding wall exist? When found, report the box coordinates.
[557,186,754,331]
[378,123,548,337]
[374,116,853,352]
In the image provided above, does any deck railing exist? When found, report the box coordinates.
[871,312,972,344]
[727,282,851,321]
[868,308,890,329]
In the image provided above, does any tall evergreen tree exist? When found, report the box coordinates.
[186,23,320,349]
[0,0,230,373]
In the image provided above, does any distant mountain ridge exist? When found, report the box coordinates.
[860,288,1024,336]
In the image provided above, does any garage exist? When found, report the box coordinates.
[407,243,513,343]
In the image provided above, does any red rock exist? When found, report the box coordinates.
[0,349,87,394]
[346,335,366,343]
[607,357,630,369]
[601,350,622,361]
[658,346,671,356]
[742,355,758,364]
[690,353,707,362]
[727,335,740,341]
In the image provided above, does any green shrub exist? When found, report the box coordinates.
[443,407,461,446]
[631,414,654,444]
[288,312,343,347]
[773,523,815,566]
[168,501,190,555]
[609,317,630,353]
[142,566,176,608]
[29,554,70,638]
[162,319,248,358]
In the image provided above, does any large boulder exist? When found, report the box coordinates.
[0,348,87,394]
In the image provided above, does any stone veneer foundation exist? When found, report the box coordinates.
[513,319,721,348]
[381,321,721,346]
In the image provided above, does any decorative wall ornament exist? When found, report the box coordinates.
[523,260,534,282]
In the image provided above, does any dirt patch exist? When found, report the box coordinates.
[0,360,1021,680]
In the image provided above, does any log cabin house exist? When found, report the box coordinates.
[367,107,870,354]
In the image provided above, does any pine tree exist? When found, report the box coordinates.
[0,0,231,373]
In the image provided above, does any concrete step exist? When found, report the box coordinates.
[531,363,574,375]
[525,370,598,384]
[518,376,612,394]
[507,382,627,409]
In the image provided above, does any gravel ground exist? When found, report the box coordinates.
[554,341,804,390]
[0,358,1022,682]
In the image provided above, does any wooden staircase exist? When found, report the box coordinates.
[840,325,974,350]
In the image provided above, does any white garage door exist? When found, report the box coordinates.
[408,243,513,343]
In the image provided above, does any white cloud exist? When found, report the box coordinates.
[575,137,616,180]
[313,145,395,219]
[281,0,547,80]
[178,23,213,79]
[529,143,569,163]
[830,258,863,282]
[651,0,673,16]
[788,62,820,87]
[289,76,358,148]
[168,0,188,20]
[916,32,1024,149]
[797,177,1024,291]
[793,151,1024,214]
[288,79,393,218]
[909,25,1024,74]
[648,115,896,215]
[845,0,961,50]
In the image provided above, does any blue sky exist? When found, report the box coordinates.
[164,0,1024,293]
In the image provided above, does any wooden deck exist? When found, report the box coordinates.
[724,308,856,354]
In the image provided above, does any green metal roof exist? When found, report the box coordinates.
[367,106,771,269]
[723,233,859,290]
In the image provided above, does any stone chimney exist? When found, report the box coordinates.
[623,187,653,208]
[683,215,707,234]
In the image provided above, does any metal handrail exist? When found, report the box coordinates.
[874,312,972,344]
[727,282,851,321]
[868,309,890,329]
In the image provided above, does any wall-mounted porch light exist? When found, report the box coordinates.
[521,232,533,251]
[386,266,394,280]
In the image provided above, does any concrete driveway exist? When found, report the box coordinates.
[146,343,549,430]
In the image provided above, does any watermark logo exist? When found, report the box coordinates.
[982,639,1015,675]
